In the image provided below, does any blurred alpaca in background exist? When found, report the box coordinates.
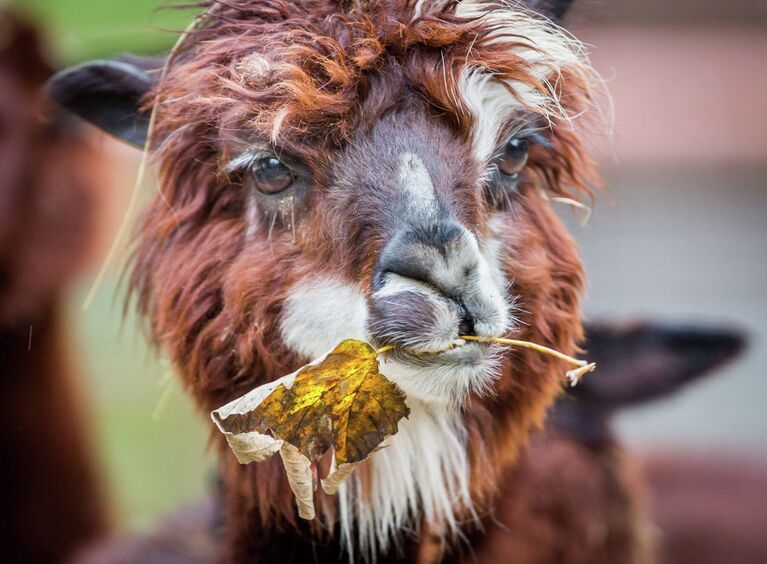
[0,12,108,562]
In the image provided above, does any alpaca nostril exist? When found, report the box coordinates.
[458,316,475,336]
[457,303,476,336]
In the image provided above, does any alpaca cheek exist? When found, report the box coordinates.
[278,275,369,361]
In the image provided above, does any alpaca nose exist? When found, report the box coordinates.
[373,220,478,301]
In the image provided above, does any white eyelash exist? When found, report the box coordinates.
[224,149,268,173]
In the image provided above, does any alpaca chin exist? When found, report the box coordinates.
[377,350,503,407]
[335,399,474,560]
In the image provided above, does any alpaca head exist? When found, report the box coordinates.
[52,0,600,556]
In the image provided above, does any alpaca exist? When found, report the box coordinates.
[558,322,765,564]
[52,0,607,561]
[0,12,108,562]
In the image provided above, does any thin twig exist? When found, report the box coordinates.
[460,335,585,367]
[461,335,596,386]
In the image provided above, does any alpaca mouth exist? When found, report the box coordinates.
[375,336,501,403]
[366,280,510,366]
[380,339,493,368]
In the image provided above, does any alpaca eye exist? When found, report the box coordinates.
[498,138,529,178]
[250,156,293,194]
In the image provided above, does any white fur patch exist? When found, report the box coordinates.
[337,400,474,561]
[279,276,368,359]
[458,71,523,164]
[454,1,597,163]
[412,0,428,19]
[379,347,503,407]
[399,152,438,218]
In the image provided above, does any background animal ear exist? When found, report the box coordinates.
[47,56,163,148]
[0,13,53,87]
[521,0,575,21]
[576,321,748,407]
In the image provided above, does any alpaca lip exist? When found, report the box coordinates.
[382,339,491,367]
[405,338,467,354]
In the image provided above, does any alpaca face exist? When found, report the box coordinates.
[120,0,597,411]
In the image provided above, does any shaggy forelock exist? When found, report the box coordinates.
[151,0,597,194]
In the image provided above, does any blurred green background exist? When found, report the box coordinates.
[65,279,212,530]
[10,0,213,531]
[11,0,195,62]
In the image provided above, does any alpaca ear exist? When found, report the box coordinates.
[47,56,163,148]
[522,0,575,21]
[575,321,747,407]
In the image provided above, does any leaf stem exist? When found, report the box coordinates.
[460,336,585,367]
[460,335,596,386]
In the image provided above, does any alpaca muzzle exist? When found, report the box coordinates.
[367,219,510,356]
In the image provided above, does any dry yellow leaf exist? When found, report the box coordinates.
[211,336,594,520]
[211,339,409,519]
